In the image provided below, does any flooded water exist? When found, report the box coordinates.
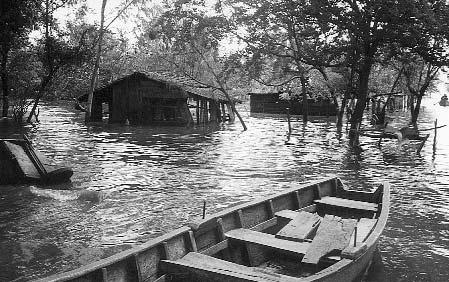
[0,98,448,282]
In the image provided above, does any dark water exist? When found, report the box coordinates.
[0,98,448,282]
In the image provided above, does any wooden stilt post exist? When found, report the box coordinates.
[196,99,200,125]
[217,102,222,122]
[226,103,235,122]
[204,100,209,124]
[211,100,219,122]
[221,103,226,121]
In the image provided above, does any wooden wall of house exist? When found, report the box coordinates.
[250,93,290,114]
[108,76,194,125]
[249,93,337,116]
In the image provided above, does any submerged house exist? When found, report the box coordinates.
[79,72,233,126]
[248,92,337,116]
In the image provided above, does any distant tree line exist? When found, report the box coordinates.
[1,0,449,139]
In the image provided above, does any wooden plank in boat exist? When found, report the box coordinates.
[161,252,299,282]
[341,218,377,259]
[275,211,321,242]
[351,218,377,244]
[3,141,40,179]
[225,228,309,256]
[275,209,300,221]
[301,215,357,265]
[315,196,378,212]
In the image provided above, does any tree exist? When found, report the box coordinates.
[402,55,440,124]
[27,0,87,123]
[152,0,248,130]
[85,0,107,122]
[230,0,346,123]
[0,0,38,117]
[306,0,449,143]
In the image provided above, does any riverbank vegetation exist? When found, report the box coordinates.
[1,0,449,137]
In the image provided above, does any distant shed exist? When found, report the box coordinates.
[79,72,233,126]
[249,92,337,116]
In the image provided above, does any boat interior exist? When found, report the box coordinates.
[160,181,387,282]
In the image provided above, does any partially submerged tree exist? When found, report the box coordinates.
[402,55,440,124]
[0,0,38,117]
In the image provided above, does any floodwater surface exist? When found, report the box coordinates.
[0,98,448,282]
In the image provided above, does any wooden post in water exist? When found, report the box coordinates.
[202,200,206,219]
[433,119,438,153]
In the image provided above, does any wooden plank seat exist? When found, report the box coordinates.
[275,211,321,242]
[161,252,300,282]
[315,196,378,212]
[274,209,301,221]
[301,215,357,265]
[225,228,310,257]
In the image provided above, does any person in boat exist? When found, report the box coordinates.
[442,94,448,101]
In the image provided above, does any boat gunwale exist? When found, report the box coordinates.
[189,176,339,230]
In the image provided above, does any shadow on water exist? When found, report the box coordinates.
[1,99,449,281]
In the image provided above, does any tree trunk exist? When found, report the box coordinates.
[300,74,308,122]
[411,92,424,125]
[27,0,52,123]
[1,50,9,117]
[86,0,107,122]
[335,95,346,128]
[27,75,52,123]
[349,57,373,145]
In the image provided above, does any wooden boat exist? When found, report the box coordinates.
[36,177,389,282]
[0,136,73,185]
[439,99,449,106]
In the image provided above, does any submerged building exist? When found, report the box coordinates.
[248,92,337,116]
[79,72,234,126]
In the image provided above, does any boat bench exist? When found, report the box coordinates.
[275,211,321,242]
[161,252,300,282]
[315,196,378,212]
[225,228,310,257]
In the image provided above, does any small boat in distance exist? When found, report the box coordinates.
[0,136,73,185]
[439,94,449,106]
[36,177,389,282]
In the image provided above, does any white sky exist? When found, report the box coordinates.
[54,0,150,43]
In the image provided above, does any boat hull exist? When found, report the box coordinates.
[36,177,389,282]
[0,139,73,185]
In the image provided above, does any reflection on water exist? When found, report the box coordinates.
[0,99,449,282]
